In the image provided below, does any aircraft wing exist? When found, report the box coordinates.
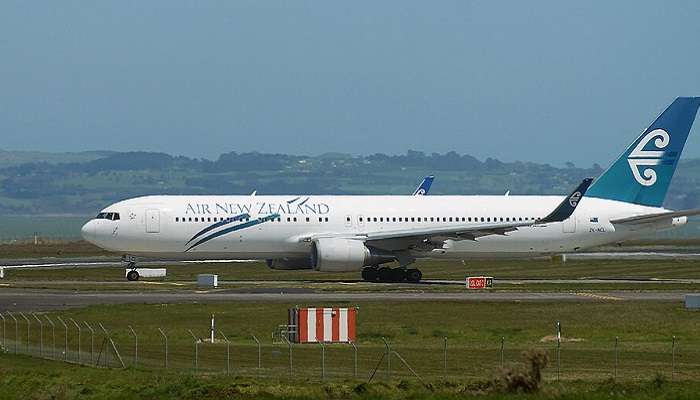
[412,176,434,195]
[304,178,593,252]
[361,178,593,250]
[610,208,700,225]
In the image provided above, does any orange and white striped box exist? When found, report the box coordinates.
[289,307,356,343]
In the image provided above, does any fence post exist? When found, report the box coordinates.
[69,318,81,363]
[218,330,231,374]
[19,312,30,354]
[7,312,18,354]
[500,336,505,368]
[318,341,326,380]
[44,315,55,359]
[443,337,447,375]
[56,316,68,360]
[351,342,358,378]
[252,335,261,369]
[32,314,43,357]
[158,328,168,369]
[127,326,138,367]
[283,336,293,377]
[614,336,619,381]
[98,323,125,369]
[187,329,199,373]
[381,337,391,381]
[672,336,677,382]
[556,321,561,382]
[84,322,95,364]
[0,313,5,350]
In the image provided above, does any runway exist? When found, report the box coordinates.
[2,250,700,270]
[0,288,690,312]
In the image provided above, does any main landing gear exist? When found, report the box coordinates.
[361,266,422,283]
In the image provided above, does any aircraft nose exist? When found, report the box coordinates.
[81,220,96,244]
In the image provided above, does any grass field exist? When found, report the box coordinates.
[4,353,700,400]
[2,300,700,399]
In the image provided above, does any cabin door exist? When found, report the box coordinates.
[146,209,160,233]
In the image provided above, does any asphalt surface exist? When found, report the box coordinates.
[2,250,700,269]
[0,288,691,312]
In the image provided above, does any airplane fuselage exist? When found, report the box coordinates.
[81,194,682,263]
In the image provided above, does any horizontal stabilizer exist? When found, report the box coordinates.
[611,208,700,225]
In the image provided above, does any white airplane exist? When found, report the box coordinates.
[82,97,700,282]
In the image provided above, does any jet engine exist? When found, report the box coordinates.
[311,238,394,272]
[265,258,312,270]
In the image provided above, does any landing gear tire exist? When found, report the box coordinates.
[406,268,422,283]
[361,266,379,282]
[126,270,140,282]
[391,268,407,283]
[377,267,394,283]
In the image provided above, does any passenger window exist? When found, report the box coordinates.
[324,217,329,222]
[306,217,310,222]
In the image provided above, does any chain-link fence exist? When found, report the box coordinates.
[2,310,699,383]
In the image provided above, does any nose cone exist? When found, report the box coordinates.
[81,220,97,244]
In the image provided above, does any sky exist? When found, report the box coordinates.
[1,1,700,167]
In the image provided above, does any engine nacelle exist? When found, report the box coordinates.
[311,238,393,272]
[265,258,312,270]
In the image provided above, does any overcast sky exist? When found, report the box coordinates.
[2,1,700,166]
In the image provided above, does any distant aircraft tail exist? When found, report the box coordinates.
[586,97,700,207]
[413,175,434,196]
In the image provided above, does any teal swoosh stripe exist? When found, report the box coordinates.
[185,213,280,252]
[185,213,249,245]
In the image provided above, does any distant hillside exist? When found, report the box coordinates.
[0,149,113,168]
[0,150,698,215]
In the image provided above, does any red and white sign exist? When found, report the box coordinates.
[466,276,494,289]
[297,307,356,343]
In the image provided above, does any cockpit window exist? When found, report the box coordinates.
[95,212,120,220]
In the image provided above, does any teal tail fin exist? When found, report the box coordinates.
[587,97,700,207]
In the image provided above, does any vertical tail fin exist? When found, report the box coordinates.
[587,97,700,207]
[413,175,434,196]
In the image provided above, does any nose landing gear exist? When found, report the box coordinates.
[122,255,139,281]
[361,266,422,283]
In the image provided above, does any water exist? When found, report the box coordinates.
[0,215,89,241]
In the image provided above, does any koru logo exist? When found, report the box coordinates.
[569,191,581,207]
[627,129,669,187]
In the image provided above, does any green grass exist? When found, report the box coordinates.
[2,301,700,399]
[4,353,700,400]
[2,301,699,382]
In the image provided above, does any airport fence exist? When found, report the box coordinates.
[1,310,700,383]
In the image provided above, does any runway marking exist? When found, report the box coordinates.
[140,281,185,286]
[574,292,624,301]
[0,283,9,287]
